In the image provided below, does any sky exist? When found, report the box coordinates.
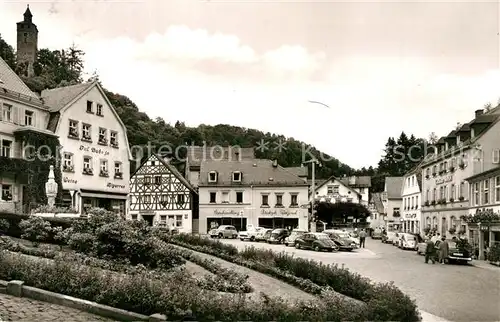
[1,0,499,169]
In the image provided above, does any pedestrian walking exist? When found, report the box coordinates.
[359,229,367,248]
[438,237,449,264]
[425,238,436,264]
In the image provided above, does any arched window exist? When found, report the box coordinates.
[432,217,438,229]
[426,217,431,227]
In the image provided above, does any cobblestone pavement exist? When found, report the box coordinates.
[0,293,114,321]
[221,238,500,321]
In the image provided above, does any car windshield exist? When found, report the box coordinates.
[405,235,415,240]
[291,231,305,236]
[337,233,349,238]
[317,234,330,240]
[448,242,457,249]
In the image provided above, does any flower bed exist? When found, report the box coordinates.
[166,234,420,321]
[0,250,369,321]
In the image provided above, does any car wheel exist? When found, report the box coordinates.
[240,238,244,241]
[285,243,288,246]
[295,243,300,249]
[218,233,223,238]
[314,245,320,252]
[250,236,255,242]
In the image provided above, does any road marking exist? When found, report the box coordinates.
[419,310,449,321]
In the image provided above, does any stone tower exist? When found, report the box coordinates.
[16,4,38,77]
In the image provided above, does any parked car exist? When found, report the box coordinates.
[398,233,417,250]
[323,229,356,251]
[294,233,339,252]
[392,233,401,246]
[209,225,238,239]
[268,228,289,244]
[416,241,428,255]
[239,225,264,241]
[284,229,307,246]
[434,239,472,264]
[382,231,398,244]
[254,228,273,242]
[371,228,383,239]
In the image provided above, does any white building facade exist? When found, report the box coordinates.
[312,176,362,204]
[196,159,309,234]
[401,168,422,234]
[41,81,132,216]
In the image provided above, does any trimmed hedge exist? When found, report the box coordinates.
[0,250,370,321]
[166,234,421,321]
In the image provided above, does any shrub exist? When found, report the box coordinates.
[488,243,500,262]
[19,216,52,246]
[0,250,370,321]
[0,219,10,234]
[168,234,420,321]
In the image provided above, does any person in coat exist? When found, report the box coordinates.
[438,237,449,264]
[425,238,436,264]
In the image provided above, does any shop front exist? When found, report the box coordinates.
[78,189,127,217]
[403,214,419,234]
[257,208,307,230]
[202,208,248,233]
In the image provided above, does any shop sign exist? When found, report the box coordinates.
[261,208,299,216]
[405,214,416,219]
[213,209,240,216]
[107,183,125,189]
[80,145,110,156]
[63,177,77,184]
[436,175,453,185]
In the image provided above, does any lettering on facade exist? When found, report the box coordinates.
[405,214,416,219]
[107,182,125,189]
[213,209,239,216]
[436,175,453,185]
[63,177,77,184]
[260,208,299,216]
[80,145,110,156]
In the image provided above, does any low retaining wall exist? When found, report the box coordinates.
[0,279,166,322]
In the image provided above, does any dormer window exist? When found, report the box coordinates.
[232,171,242,182]
[208,171,217,183]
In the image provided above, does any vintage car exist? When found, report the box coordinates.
[254,228,273,242]
[371,228,383,239]
[416,241,428,255]
[434,239,472,264]
[239,225,264,241]
[284,229,307,246]
[398,233,417,250]
[381,231,398,244]
[323,229,356,251]
[209,225,238,239]
[267,228,289,244]
[294,233,339,252]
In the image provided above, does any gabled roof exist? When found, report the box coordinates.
[339,176,371,188]
[385,177,403,199]
[186,146,255,167]
[199,159,308,186]
[132,153,197,194]
[0,56,41,101]
[41,82,93,112]
[307,179,327,187]
[285,166,308,178]
[312,175,361,197]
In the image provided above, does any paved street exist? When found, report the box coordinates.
[220,237,500,321]
[0,293,113,321]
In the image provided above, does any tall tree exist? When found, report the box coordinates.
[0,34,16,69]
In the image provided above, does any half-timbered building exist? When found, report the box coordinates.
[129,153,197,233]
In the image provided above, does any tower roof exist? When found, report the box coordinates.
[24,5,33,20]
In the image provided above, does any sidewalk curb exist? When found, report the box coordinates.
[419,310,449,321]
[0,279,166,321]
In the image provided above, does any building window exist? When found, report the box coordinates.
[232,171,241,182]
[110,131,118,147]
[114,162,123,179]
[236,191,243,203]
[493,150,500,164]
[443,161,448,172]
[404,198,407,210]
[62,153,74,172]
[450,158,456,169]
[439,186,444,200]
[131,214,138,220]
[83,156,93,175]
[290,193,298,206]
[154,176,161,185]
[415,195,419,208]
[144,195,151,203]
[450,184,455,200]
[426,190,430,202]
[221,191,229,203]
[1,184,12,201]
[495,176,500,202]
[483,179,489,205]
[98,128,107,145]
[96,103,103,116]
[23,33,28,43]
[2,103,12,122]
[144,176,151,185]
[82,124,91,141]
[347,197,353,203]
[86,100,93,113]
[1,140,12,158]
[176,215,183,227]
[275,194,283,206]
[99,160,108,177]
[474,182,480,206]
[151,161,156,166]
[209,192,216,203]
[261,194,269,206]
[160,215,167,223]
[327,186,333,194]
[432,165,437,175]
[433,188,437,201]
[426,168,430,177]
[24,110,33,126]
[208,171,217,183]
[177,194,185,205]
[333,185,339,194]
[460,182,465,198]
[68,120,79,138]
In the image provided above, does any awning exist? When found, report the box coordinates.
[80,191,128,200]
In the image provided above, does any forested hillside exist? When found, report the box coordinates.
[0,36,356,179]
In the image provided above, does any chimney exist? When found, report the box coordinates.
[475,109,483,117]
[272,159,278,167]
